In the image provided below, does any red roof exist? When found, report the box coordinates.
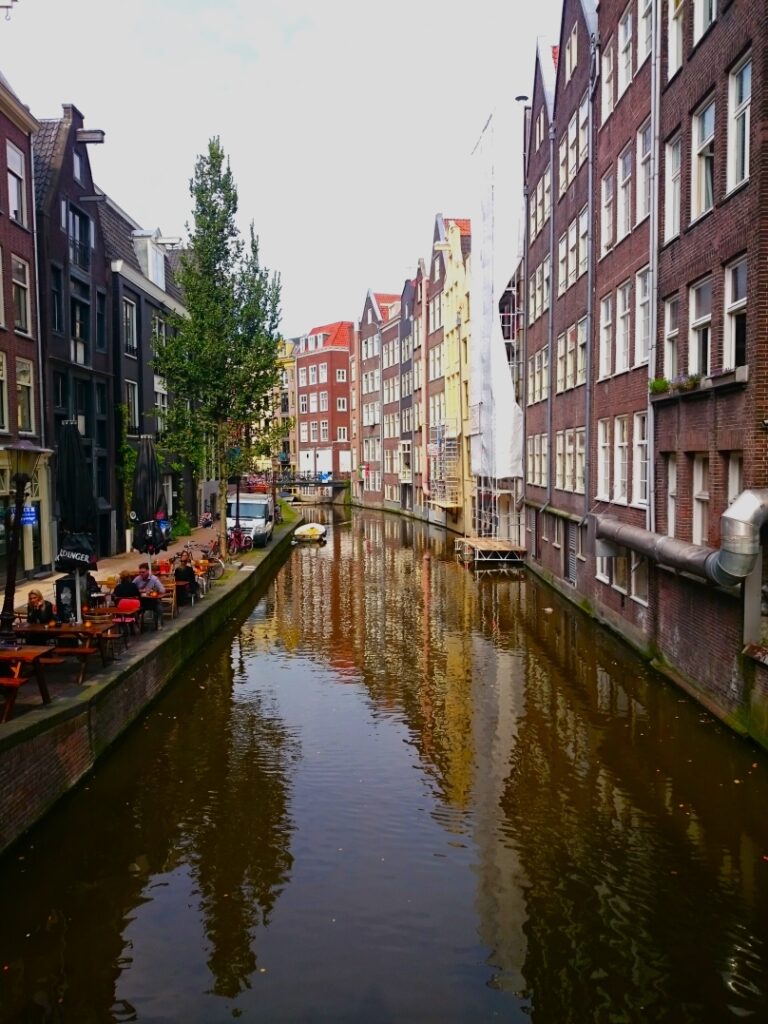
[445,218,471,236]
[551,45,560,70]
[374,293,401,322]
[305,321,354,349]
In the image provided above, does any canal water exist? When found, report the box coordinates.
[2,509,768,1023]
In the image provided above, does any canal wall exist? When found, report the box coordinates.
[0,524,298,857]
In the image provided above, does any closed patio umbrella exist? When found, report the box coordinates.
[131,435,169,571]
[54,420,98,623]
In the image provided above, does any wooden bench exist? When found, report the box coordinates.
[49,645,100,684]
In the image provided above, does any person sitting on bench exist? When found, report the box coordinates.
[132,563,166,630]
[26,589,54,625]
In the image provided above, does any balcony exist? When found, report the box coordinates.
[69,237,91,272]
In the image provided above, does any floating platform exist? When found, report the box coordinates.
[454,537,527,574]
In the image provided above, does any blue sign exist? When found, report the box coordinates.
[20,506,37,526]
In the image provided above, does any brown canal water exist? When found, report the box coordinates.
[1,509,768,1023]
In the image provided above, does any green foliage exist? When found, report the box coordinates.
[649,377,670,394]
[116,404,138,517]
[171,509,193,537]
[152,137,282,545]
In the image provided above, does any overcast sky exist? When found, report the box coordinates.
[2,0,562,338]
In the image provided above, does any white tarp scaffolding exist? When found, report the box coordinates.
[468,109,523,482]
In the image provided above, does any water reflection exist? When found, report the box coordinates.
[0,509,767,1022]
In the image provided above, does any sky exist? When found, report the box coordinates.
[1,0,562,339]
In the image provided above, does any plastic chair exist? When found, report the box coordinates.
[113,598,142,638]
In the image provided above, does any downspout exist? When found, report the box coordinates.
[584,34,599,516]
[546,120,556,507]
[647,0,662,532]
[594,489,768,587]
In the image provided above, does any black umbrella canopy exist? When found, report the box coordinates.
[131,435,166,523]
[56,421,97,534]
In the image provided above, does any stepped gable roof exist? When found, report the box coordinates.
[307,320,353,348]
[33,118,63,207]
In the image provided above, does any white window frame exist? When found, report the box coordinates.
[567,219,578,287]
[637,121,651,223]
[601,171,614,255]
[633,412,648,506]
[638,0,653,67]
[6,142,26,227]
[336,368,347,382]
[597,419,610,500]
[727,55,751,193]
[692,0,715,46]
[691,98,715,222]
[11,254,30,334]
[664,134,682,241]
[565,23,578,81]
[298,367,307,387]
[723,257,746,370]
[602,42,615,122]
[599,296,613,378]
[667,454,677,537]
[692,454,710,545]
[689,277,712,376]
[664,295,679,379]
[635,267,650,365]
[617,146,632,240]
[337,396,348,412]
[616,282,631,373]
[558,234,567,296]
[618,7,633,96]
[576,318,587,385]
[16,357,34,433]
[0,351,6,431]
[578,94,589,166]
[578,206,589,277]
[613,415,629,503]
[668,0,683,79]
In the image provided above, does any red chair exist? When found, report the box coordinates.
[113,598,142,639]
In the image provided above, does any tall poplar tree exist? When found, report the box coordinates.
[154,137,282,551]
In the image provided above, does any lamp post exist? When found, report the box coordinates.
[0,440,51,642]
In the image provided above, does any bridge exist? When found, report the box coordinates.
[277,473,351,491]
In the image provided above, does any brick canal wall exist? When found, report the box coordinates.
[0,525,297,857]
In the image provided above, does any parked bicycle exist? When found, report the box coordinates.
[171,537,225,580]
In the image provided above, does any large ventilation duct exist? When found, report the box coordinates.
[594,489,768,588]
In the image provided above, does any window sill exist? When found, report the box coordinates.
[723,178,750,203]
[688,207,714,230]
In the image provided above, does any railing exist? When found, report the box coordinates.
[69,237,91,271]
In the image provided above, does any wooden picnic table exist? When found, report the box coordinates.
[15,622,114,683]
[0,645,52,722]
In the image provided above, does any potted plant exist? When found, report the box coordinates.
[649,377,671,395]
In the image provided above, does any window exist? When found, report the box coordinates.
[337,426,348,442]
[535,107,545,150]
[7,142,26,226]
[691,99,715,220]
[73,149,83,183]
[556,334,566,392]
[601,172,614,254]
[631,554,649,603]
[693,455,710,544]
[618,7,633,95]
[319,362,328,383]
[637,121,651,222]
[68,206,91,271]
[633,412,648,505]
[578,94,589,165]
[616,282,631,373]
[602,42,615,121]
[320,420,329,441]
[667,454,677,536]
[575,429,585,493]
[728,56,751,192]
[336,368,347,382]
[16,358,33,432]
[568,219,578,286]
[543,255,551,310]
[309,393,318,414]
[613,547,629,594]
[638,0,653,65]
[578,206,589,277]
[125,380,139,434]
[668,0,683,79]
[728,453,743,506]
[689,277,712,376]
[122,298,137,356]
[635,267,650,364]
[154,387,168,434]
[319,391,328,412]
[599,296,613,378]
[567,113,578,182]
[577,318,587,385]
[299,422,308,443]
[51,266,64,334]
[309,365,317,385]
[96,292,106,351]
[12,256,30,333]
[613,415,628,502]
[543,167,551,221]
[617,147,632,239]
[558,234,567,296]
[0,352,6,430]
[664,296,679,378]
[565,23,578,80]
[693,0,715,45]
[299,394,308,414]
[298,367,307,387]
[0,247,4,328]
[723,258,746,369]
[555,431,564,489]
[150,312,165,354]
[337,397,348,412]
[566,325,577,388]
[597,420,610,498]
[310,421,318,442]
[559,137,568,197]
[664,134,682,241]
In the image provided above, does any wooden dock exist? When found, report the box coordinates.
[454,537,527,574]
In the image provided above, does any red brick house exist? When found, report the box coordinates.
[295,321,354,481]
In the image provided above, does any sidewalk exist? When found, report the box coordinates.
[11,525,222,613]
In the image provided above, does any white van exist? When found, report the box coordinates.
[226,493,274,547]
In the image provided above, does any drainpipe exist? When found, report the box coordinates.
[584,35,599,516]
[594,489,768,586]
[647,0,662,533]
[546,120,556,507]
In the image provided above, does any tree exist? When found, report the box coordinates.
[154,137,282,552]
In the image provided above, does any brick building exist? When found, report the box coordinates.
[294,321,353,481]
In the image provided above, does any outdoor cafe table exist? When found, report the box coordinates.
[0,645,52,722]
[15,622,115,679]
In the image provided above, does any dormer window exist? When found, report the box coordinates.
[73,150,83,184]
[148,243,165,289]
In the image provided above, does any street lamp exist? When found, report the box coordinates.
[0,440,52,642]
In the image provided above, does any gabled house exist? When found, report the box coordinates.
[357,291,399,506]
[33,104,115,556]
[0,72,53,580]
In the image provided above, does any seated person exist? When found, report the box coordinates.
[132,563,166,629]
[85,572,102,598]
[174,551,199,605]
[112,569,141,604]
[27,589,55,625]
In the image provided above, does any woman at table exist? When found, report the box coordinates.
[26,589,54,625]
[111,570,141,604]
[174,551,198,606]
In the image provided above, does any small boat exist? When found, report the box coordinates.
[294,522,328,543]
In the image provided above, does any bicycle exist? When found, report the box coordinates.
[172,538,225,581]
[227,526,253,556]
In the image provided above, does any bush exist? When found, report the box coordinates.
[649,377,670,394]
[171,510,193,538]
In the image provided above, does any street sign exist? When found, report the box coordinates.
[20,506,37,526]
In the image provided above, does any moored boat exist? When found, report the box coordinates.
[294,522,328,543]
